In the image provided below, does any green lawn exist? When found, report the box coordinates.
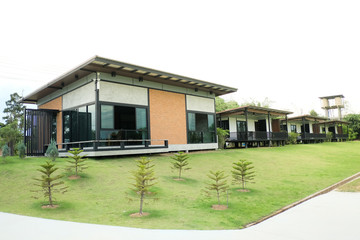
[1,142,360,229]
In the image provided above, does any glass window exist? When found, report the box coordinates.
[188,113,196,131]
[88,104,96,140]
[188,112,216,144]
[63,113,70,142]
[114,106,135,130]
[99,104,149,143]
[218,120,229,130]
[136,108,147,130]
[78,106,88,141]
[291,125,297,133]
[237,121,247,132]
[208,114,215,131]
[101,105,114,129]
[50,112,57,141]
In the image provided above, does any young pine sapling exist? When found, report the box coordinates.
[67,148,87,178]
[130,157,157,216]
[33,160,67,207]
[205,170,229,207]
[171,151,191,180]
[232,159,255,191]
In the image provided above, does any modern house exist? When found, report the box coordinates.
[283,115,349,143]
[216,106,293,148]
[21,56,237,157]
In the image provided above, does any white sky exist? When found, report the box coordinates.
[1,0,359,121]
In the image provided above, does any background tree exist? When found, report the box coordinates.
[215,97,239,112]
[309,109,319,117]
[130,157,157,216]
[205,170,229,206]
[33,160,67,207]
[217,127,229,149]
[241,97,274,108]
[3,93,25,128]
[46,139,59,161]
[67,148,87,178]
[344,114,360,140]
[232,159,255,191]
[171,152,191,180]
[0,121,22,156]
[0,93,25,156]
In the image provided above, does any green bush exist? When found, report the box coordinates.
[217,128,229,149]
[17,142,26,159]
[326,132,333,142]
[288,132,299,144]
[2,144,9,160]
[46,139,58,161]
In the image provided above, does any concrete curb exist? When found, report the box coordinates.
[245,171,360,228]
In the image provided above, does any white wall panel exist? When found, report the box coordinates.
[63,83,95,110]
[229,117,237,132]
[99,82,148,106]
[186,95,215,113]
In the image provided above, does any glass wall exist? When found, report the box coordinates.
[100,104,148,144]
[62,104,95,144]
[188,112,216,143]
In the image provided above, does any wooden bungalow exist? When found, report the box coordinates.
[217,106,293,148]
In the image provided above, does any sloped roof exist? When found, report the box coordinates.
[217,105,293,116]
[21,56,237,103]
[287,115,329,122]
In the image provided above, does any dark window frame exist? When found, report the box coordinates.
[187,111,216,144]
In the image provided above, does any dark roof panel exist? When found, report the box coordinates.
[22,56,237,103]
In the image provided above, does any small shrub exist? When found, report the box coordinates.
[2,144,9,161]
[171,152,191,180]
[288,132,299,144]
[17,142,26,159]
[46,140,58,161]
[217,128,229,149]
[326,132,333,142]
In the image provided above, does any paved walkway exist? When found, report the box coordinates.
[1,191,360,240]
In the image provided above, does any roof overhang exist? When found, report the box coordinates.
[217,105,293,117]
[324,120,349,125]
[319,94,344,99]
[21,56,237,104]
[286,115,329,122]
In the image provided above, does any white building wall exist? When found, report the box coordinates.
[62,82,95,110]
[99,81,148,106]
[248,119,256,131]
[229,117,237,132]
[186,95,215,113]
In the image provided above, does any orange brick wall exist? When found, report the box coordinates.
[149,89,187,145]
[39,97,63,147]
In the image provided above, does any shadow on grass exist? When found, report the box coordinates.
[30,200,75,212]
[63,172,92,180]
[122,209,164,219]
[162,176,199,185]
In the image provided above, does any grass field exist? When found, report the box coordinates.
[1,142,360,229]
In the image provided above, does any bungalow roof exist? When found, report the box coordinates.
[22,56,237,104]
[286,115,329,122]
[217,105,293,116]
